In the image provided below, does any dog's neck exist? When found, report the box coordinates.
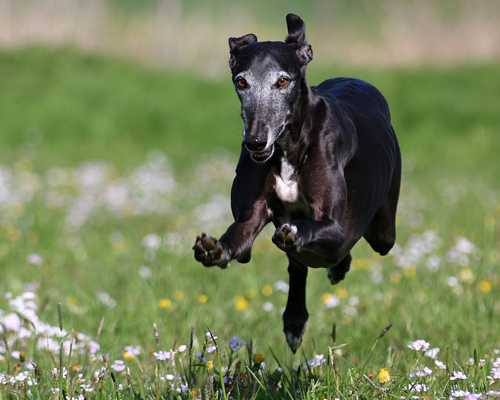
[276,77,313,170]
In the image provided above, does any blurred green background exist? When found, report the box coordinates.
[1,0,500,365]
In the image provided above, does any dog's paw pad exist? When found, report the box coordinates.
[193,233,225,267]
[272,223,301,251]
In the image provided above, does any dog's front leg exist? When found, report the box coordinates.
[193,220,263,268]
[273,168,348,263]
[283,258,309,353]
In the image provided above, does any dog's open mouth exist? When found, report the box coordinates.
[249,144,274,162]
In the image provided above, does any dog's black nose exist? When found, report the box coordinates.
[244,141,267,152]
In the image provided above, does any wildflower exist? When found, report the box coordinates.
[378,368,390,383]
[207,345,217,353]
[138,265,152,279]
[305,354,325,369]
[412,366,433,377]
[234,296,249,311]
[404,266,416,278]
[124,346,140,358]
[435,360,447,370]
[479,280,492,293]
[408,339,430,352]
[142,233,161,249]
[450,371,467,380]
[261,284,273,296]
[334,287,349,299]
[406,383,428,393]
[175,290,185,301]
[153,351,171,361]
[27,254,43,265]
[245,289,257,299]
[263,302,274,312]
[205,360,214,373]
[158,298,172,309]
[198,294,208,303]
[425,347,440,359]
[229,335,244,351]
[321,293,340,308]
[178,345,187,352]
[110,360,126,372]
[253,352,263,364]
[274,280,289,293]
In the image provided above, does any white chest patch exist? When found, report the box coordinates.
[274,157,299,203]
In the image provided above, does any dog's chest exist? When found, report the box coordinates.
[274,157,300,203]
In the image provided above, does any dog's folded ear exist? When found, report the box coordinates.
[229,34,258,69]
[285,14,313,67]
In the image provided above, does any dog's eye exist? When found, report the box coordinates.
[236,78,247,89]
[277,77,290,88]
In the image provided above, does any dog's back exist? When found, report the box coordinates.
[316,77,401,256]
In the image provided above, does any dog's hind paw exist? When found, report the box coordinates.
[193,233,229,268]
[272,223,302,252]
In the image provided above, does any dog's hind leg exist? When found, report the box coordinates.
[283,257,309,353]
[363,149,401,256]
[327,252,352,285]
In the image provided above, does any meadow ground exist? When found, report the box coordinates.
[0,47,499,399]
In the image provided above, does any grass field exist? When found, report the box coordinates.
[1,47,500,399]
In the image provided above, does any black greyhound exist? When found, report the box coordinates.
[193,14,401,352]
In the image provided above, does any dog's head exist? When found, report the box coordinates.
[228,14,313,163]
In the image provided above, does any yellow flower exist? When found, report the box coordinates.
[198,294,208,303]
[334,287,349,299]
[261,284,273,297]
[175,290,185,301]
[390,271,401,284]
[205,360,214,373]
[253,352,263,364]
[479,280,492,293]
[234,296,249,311]
[123,351,135,361]
[245,289,257,299]
[404,266,416,278]
[378,367,390,383]
[158,298,172,309]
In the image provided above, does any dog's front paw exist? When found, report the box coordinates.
[272,223,302,252]
[193,233,229,268]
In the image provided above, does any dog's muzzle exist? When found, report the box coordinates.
[248,144,274,162]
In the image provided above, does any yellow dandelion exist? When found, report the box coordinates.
[198,294,208,304]
[261,284,273,297]
[234,296,249,311]
[72,364,80,373]
[191,388,197,396]
[123,351,135,361]
[66,298,78,307]
[205,360,214,373]
[378,367,390,383]
[334,287,349,299]
[158,298,172,309]
[404,266,416,278]
[253,352,263,364]
[245,289,257,299]
[175,290,185,301]
[479,280,492,293]
[390,271,401,284]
